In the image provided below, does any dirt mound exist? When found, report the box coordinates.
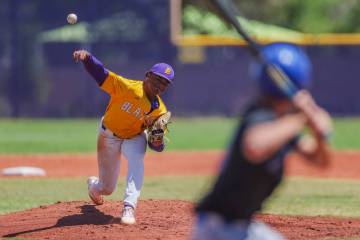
[260,214,360,240]
[1,200,360,240]
[0,200,194,240]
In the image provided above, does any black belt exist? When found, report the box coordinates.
[101,123,121,138]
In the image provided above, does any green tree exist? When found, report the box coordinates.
[183,0,360,33]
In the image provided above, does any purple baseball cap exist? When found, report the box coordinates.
[148,63,175,83]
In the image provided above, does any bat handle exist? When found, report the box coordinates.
[265,64,299,99]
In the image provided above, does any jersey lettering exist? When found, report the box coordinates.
[121,102,144,119]
[121,102,132,113]
[133,107,142,118]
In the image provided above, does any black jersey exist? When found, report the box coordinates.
[196,102,298,222]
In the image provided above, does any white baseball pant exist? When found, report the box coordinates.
[90,121,147,209]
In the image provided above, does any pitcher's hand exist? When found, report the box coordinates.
[73,50,91,62]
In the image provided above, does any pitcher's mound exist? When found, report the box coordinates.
[1,200,360,240]
[0,200,193,240]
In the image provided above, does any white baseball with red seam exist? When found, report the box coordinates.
[67,13,77,24]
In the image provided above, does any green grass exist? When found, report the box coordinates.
[2,177,360,218]
[332,118,360,149]
[0,176,211,214]
[0,118,237,154]
[0,117,359,154]
[0,119,98,154]
[167,117,236,150]
[264,177,360,217]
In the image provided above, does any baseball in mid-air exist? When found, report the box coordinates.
[67,13,77,24]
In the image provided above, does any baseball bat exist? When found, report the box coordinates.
[210,0,332,139]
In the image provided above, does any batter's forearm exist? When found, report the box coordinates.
[243,113,307,163]
[83,55,109,86]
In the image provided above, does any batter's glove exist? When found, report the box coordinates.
[147,111,171,152]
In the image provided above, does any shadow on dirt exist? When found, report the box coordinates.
[3,204,117,238]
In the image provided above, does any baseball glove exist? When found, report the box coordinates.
[147,111,171,151]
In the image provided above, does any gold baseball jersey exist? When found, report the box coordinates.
[101,71,167,139]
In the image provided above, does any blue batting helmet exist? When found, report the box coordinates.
[249,42,312,98]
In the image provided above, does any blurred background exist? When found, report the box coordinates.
[1,0,360,118]
[3,1,360,230]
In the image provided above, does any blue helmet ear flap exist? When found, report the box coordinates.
[250,42,312,98]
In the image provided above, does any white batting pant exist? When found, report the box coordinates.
[91,122,147,209]
[192,212,286,240]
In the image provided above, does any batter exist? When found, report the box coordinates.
[192,43,333,240]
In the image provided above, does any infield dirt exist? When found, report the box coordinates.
[1,150,360,179]
[1,150,360,239]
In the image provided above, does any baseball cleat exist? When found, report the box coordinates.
[121,205,136,225]
[87,176,104,205]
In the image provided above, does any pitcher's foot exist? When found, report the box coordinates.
[121,205,136,225]
[87,176,104,205]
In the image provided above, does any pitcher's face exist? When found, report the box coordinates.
[146,72,170,96]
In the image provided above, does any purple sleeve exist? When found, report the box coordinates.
[148,143,165,152]
[82,55,109,86]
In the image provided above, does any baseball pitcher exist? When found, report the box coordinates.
[73,50,174,225]
[192,43,333,240]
